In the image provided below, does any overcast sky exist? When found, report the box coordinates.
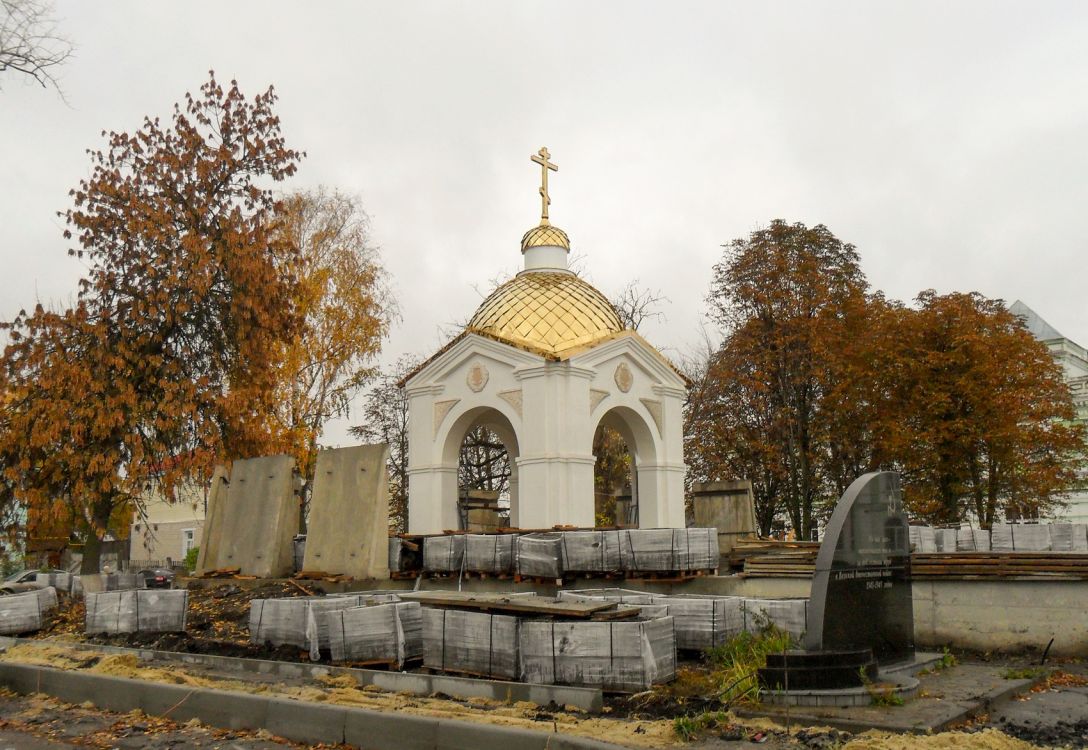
[3,1,1087,446]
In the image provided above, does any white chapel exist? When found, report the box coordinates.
[404,149,689,534]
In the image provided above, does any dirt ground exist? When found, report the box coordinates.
[15,585,1088,748]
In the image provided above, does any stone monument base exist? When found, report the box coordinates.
[758,648,878,691]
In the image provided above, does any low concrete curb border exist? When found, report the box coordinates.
[0,662,625,750]
[0,636,602,712]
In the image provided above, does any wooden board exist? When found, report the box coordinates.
[398,591,621,619]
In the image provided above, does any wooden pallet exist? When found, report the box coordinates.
[624,568,716,582]
[910,552,1088,579]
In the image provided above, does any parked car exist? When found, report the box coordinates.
[0,569,68,594]
[136,568,175,589]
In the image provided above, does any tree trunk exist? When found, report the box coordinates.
[80,498,115,574]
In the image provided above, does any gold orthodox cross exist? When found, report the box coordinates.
[530,147,558,224]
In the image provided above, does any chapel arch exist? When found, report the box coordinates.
[591,405,661,529]
[439,405,521,528]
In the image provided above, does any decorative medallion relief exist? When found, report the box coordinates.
[640,398,664,436]
[497,388,523,417]
[589,388,610,413]
[614,362,633,393]
[433,399,460,437]
[467,362,489,393]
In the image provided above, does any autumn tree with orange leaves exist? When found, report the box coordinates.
[687,220,1084,535]
[694,221,871,538]
[0,72,303,573]
[894,291,1084,527]
[272,189,394,521]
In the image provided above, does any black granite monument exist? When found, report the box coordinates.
[805,471,914,663]
[759,472,914,692]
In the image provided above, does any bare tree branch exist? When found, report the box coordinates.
[0,0,73,95]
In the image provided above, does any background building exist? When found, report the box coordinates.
[129,480,206,568]
[1010,300,1088,524]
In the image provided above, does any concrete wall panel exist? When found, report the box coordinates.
[303,444,391,579]
[218,455,298,578]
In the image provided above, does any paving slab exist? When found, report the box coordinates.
[737,662,1040,734]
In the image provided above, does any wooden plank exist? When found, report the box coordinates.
[398,591,620,618]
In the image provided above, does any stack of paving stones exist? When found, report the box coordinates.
[249,592,401,658]
[421,535,466,574]
[519,616,677,691]
[326,601,423,667]
[420,527,721,580]
[515,533,565,578]
[422,608,520,679]
[33,572,70,592]
[465,533,517,575]
[912,522,1088,553]
[558,589,803,648]
[69,572,140,598]
[84,589,188,634]
[0,587,58,635]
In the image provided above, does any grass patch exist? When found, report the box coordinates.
[1003,666,1047,680]
[703,626,794,706]
[919,647,958,676]
[673,710,729,741]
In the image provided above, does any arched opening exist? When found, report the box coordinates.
[458,424,511,529]
[592,423,634,527]
[440,407,520,530]
[592,406,660,529]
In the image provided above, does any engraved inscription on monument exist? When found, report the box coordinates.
[804,471,914,663]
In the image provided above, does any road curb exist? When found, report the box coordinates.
[0,662,626,750]
[0,636,603,713]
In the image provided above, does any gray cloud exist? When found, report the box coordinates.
[2,0,1086,445]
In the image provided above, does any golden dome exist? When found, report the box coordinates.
[467,271,624,358]
[521,223,570,252]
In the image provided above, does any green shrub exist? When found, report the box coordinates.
[184,545,199,573]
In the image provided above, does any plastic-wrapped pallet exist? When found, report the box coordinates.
[34,572,69,592]
[516,533,563,578]
[955,526,976,551]
[620,529,677,571]
[423,535,466,573]
[909,526,937,553]
[649,595,744,649]
[519,616,677,691]
[559,531,623,573]
[1072,524,1088,552]
[991,523,1014,552]
[1051,524,1075,552]
[934,528,958,552]
[1012,524,1051,551]
[556,588,656,605]
[85,590,188,634]
[325,601,422,666]
[465,534,516,575]
[742,598,807,641]
[558,589,743,649]
[973,529,991,552]
[250,593,400,657]
[673,528,719,570]
[422,607,519,679]
[0,587,58,635]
